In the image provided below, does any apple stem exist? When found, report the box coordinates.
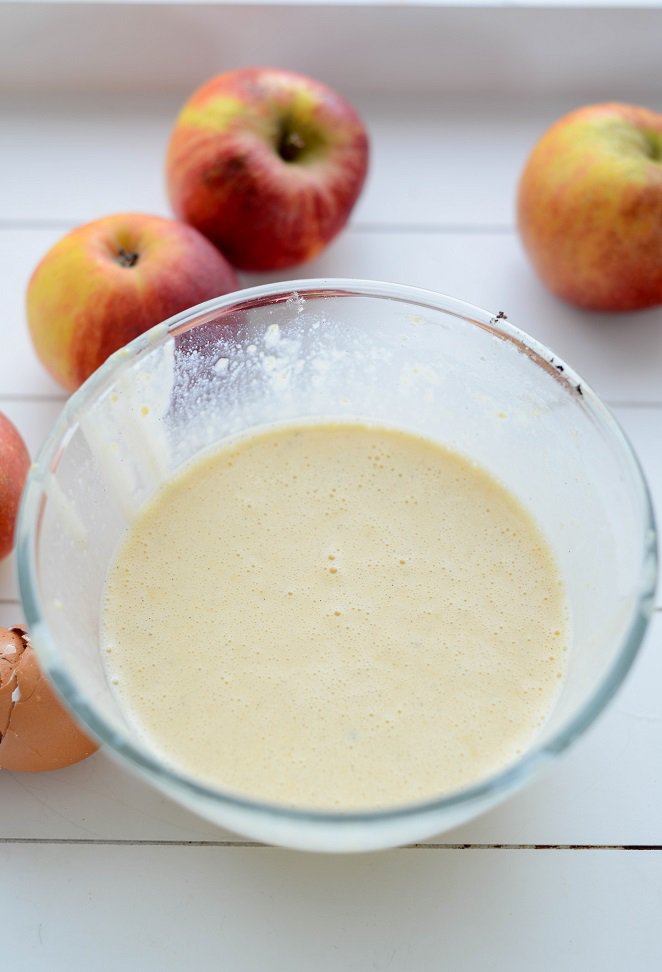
[116,248,139,268]
[278,129,306,163]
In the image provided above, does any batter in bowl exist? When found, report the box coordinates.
[101,421,567,810]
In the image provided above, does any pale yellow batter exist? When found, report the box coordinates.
[102,422,567,810]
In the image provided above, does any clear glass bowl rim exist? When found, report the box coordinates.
[16,278,659,828]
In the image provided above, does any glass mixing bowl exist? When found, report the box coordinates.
[17,280,657,852]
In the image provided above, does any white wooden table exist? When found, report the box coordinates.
[1,5,662,967]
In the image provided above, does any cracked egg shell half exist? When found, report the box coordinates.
[0,626,99,771]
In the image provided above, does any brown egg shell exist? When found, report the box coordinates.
[0,626,99,772]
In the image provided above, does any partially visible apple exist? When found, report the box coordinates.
[27,213,240,391]
[166,67,369,271]
[517,102,662,311]
[0,413,30,560]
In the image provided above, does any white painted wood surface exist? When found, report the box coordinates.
[3,845,662,972]
[3,5,661,101]
[1,89,661,969]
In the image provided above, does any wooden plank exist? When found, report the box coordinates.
[2,6,661,104]
[244,230,662,404]
[1,844,661,971]
[0,92,644,230]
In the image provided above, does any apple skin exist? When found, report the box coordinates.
[0,413,30,560]
[517,102,662,311]
[27,213,240,391]
[165,67,369,271]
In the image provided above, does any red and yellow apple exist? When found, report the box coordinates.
[517,102,662,311]
[27,212,240,391]
[166,67,369,271]
[0,413,30,560]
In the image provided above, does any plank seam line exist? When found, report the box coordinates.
[409,843,662,851]
[0,839,660,851]
[354,223,515,235]
[0,219,516,235]
[609,401,662,409]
